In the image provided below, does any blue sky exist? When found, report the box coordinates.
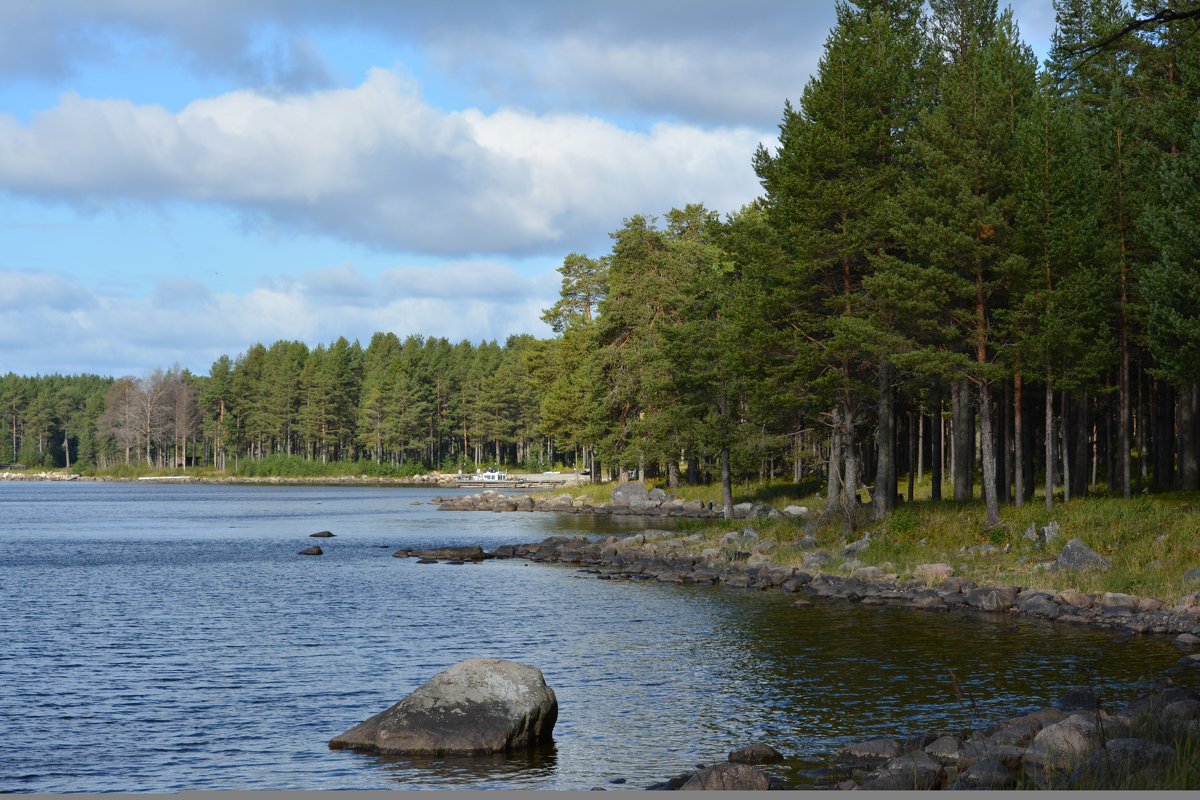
[0,0,1055,378]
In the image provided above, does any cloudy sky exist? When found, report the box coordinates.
[0,0,1056,378]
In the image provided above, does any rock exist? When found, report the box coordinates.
[1054,539,1111,572]
[911,590,948,610]
[1173,633,1200,648]
[678,762,772,791]
[298,546,323,555]
[913,563,954,584]
[728,743,783,765]
[648,487,668,502]
[391,548,412,558]
[843,533,871,555]
[955,757,1017,789]
[731,502,755,519]
[1072,738,1176,787]
[1056,588,1093,608]
[1100,592,1139,611]
[1022,714,1106,782]
[964,585,1019,612]
[924,734,964,765]
[782,505,809,518]
[803,551,833,568]
[309,530,335,538]
[412,546,486,561]
[610,482,648,506]
[835,737,903,766]
[861,750,942,790]
[329,658,557,756]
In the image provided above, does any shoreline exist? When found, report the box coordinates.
[490,532,1200,641]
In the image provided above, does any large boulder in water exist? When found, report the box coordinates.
[329,658,557,756]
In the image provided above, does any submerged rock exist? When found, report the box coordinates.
[329,658,557,756]
[309,530,335,538]
[298,546,323,555]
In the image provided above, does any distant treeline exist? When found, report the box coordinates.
[4,1,1199,529]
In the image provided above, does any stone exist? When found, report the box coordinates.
[678,762,772,791]
[1185,567,1200,585]
[843,533,871,555]
[412,546,486,561]
[1022,714,1106,782]
[1100,592,1139,610]
[610,482,648,506]
[911,590,948,610]
[964,585,1019,612]
[834,737,903,765]
[1072,738,1176,787]
[309,530,335,538]
[861,750,942,790]
[1173,633,1200,648]
[923,734,963,765]
[913,563,954,584]
[1056,588,1093,608]
[329,659,557,756]
[731,502,756,519]
[298,546,323,555]
[1054,539,1111,572]
[782,505,809,518]
[648,487,668,502]
[955,757,1017,789]
[728,743,783,764]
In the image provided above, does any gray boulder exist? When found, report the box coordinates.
[610,482,648,506]
[1054,539,1111,572]
[955,757,1017,789]
[1022,714,1107,783]
[728,743,784,764]
[862,750,942,790]
[299,546,323,555]
[678,762,772,790]
[412,546,486,561]
[329,658,557,756]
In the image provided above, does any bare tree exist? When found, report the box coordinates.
[97,377,140,464]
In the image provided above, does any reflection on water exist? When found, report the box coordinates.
[373,744,560,788]
[0,482,1190,792]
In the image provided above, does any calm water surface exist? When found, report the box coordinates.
[0,481,1187,791]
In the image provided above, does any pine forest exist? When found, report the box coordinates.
[4,0,1199,530]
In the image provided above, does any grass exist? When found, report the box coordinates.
[556,475,1200,604]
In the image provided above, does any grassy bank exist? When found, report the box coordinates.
[559,478,1200,604]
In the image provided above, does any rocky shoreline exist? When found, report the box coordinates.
[433,481,801,519]
[476,534,1200,790]
[491,531,1200,640]
[636,685,1200,790]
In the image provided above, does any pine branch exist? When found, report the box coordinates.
[1071,3,1200,57]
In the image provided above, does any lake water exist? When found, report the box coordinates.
[0,481,1187,791]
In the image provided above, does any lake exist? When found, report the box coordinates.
[0,481,1185,791]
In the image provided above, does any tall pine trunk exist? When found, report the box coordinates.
[979,381,1001,528]
[720,446,734,521]
[952,381,974,501]
[873,361,895,521]
[1014,371,1025,506]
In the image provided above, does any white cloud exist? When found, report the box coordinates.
[0,263,556,376]
[0,69,769,257]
